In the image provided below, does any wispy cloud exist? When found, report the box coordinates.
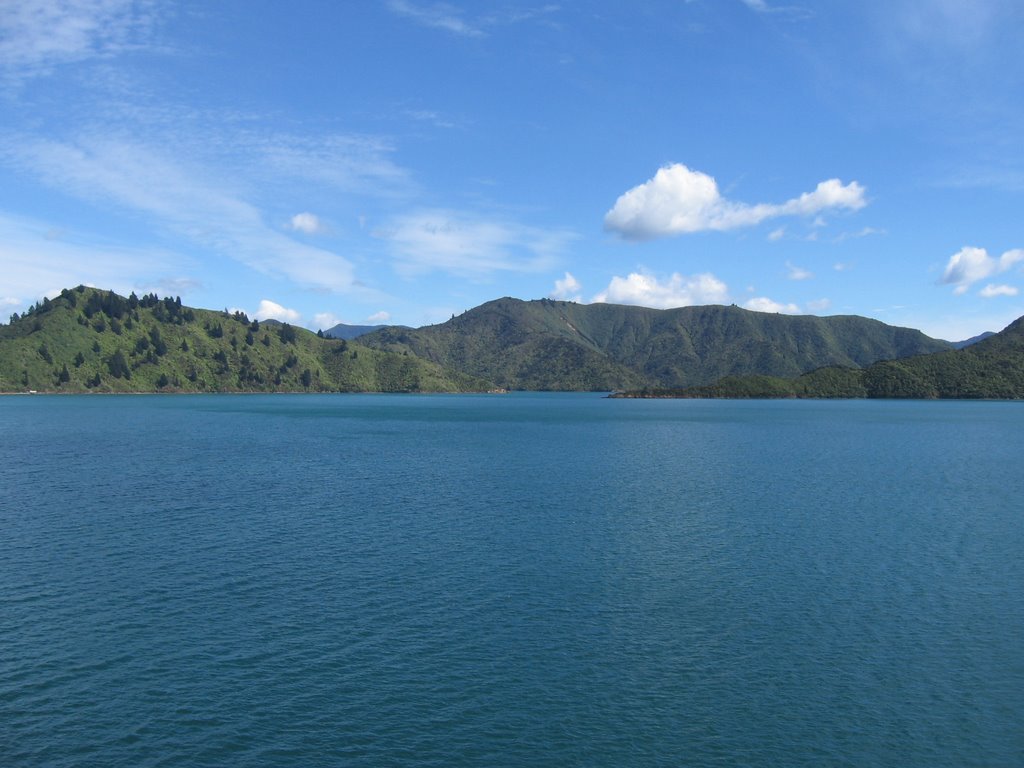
[256,134,413,198]
[386,0,485,37]
[379,209,575,277]
[0,0,161,83]
[739,0,812,20]
[604,164,866,240]
[6,135,361,294]
[387,1,560,37]
[0,210,190,309]
[593,271,729,309]
[786,261,813,280]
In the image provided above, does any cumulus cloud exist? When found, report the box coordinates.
[289,212,325,235]
[604,164,866,240]
[806,298,832,312]
[940,246,1024,294]
[313,312,341,329]
[380,209,574,277]
[744,297,802,314]
[979,284,1019,298]
[786,261,813,280]
[549,272,582,302]
[593,271,729,309]
[254,300,301,323]
[367,311,391,323]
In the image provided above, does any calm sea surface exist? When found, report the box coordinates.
[1,394,1022,767]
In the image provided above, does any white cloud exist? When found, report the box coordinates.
[806,298,832,312]
[368,311,391,323]
[380,209,574,277]
[593,271,729,309]
[786,261,813,280]
[834,226,885,242]
[979,284,1019,298]
[289,212,325,234]
[0,211,190,314]
[768,227,786,241]
[549,271,582,302]
[834,262,852,271]
[259,134,412,198]
[7,135,360,294]
[744,297,802,314]
[254,300,301,323]
[313,312,342,329]
[387,0,485,37]
[604,164,866,240]
[0,0,158,81]
[940,246,1024,294]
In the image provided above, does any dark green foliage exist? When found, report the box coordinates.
[278,323,297,344]
[624,317,1024,400]
[359,298,951,391]
[1,286,490,392]
[37,343,53,364]
[108,350,130,379]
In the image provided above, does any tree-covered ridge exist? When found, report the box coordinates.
[614,315,1024,399]
[360,298,951,391]
[0,287,494,393]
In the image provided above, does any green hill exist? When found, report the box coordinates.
[360,298,951,391]
[0,287,494,394]
[622,314,1024,399]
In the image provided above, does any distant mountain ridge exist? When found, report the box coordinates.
[323,322,393,341]
[359,298,952,391]
[951,331,995,349]
[618,315,1024,399]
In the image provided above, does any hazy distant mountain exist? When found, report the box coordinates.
[0,287,492,394]
[627,315,1024,399]
[323,322,395,341]
[360,297,951,391]
[950,331,995,349]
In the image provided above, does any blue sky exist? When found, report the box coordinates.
[2,0,1023,340]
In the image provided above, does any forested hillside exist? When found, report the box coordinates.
[0,287,492,393]
[361,298,951,390]
[618,314,1024,399]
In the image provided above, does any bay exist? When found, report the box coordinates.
[1,394,1022,767]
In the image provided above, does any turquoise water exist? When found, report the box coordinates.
[1,394,1022,766]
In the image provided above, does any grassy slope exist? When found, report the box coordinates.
[0,287,494,394]
[360,298,951,391]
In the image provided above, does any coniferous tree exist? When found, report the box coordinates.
[108,350,130,379]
